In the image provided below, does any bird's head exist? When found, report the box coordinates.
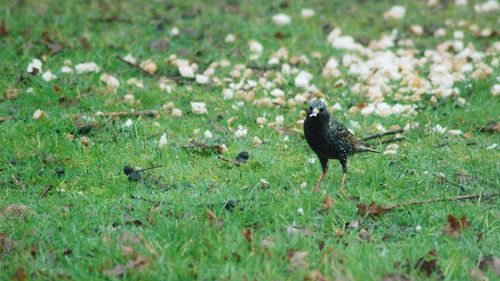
[306,100,329,121]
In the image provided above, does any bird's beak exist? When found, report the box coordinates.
[309,108,320,117]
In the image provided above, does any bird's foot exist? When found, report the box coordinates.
[313,184,320,193]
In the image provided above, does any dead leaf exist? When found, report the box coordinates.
[103,256,148,277]
[416,258,438,276]
[182,141,225,153]
[478,122,499,133]
[6,89,18,100]
[443,214,468,238]
[357,201,387,217]
[288,250,308,270]
[206,209,216,224]
[79,36,91,50]
[479,256,500,275]
[103,264,126,277]
[260,236,274,248]
[345,219,363,229]
[121,245,134,257]
[322,195,334,210]
[128,255,148,270]
[307,269,327,281]
[382,273,413,281]
[454,172,478,185]
[0,20,8,37]
[0,204,31,219]
[150,38,170,51]
[470,268,489,281]
[16,267,26,281]
[287,225,306,235]
[119,232,141,244]
[358,229,372,241]
[242,228,253,244]
[0,233,14,253]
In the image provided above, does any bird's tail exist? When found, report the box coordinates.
[355,143,380,153]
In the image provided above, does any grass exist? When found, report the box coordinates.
[1,0,499,280]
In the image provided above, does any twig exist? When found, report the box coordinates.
[358,192,500,217]
[209,120,228,133]
[247,64,279,71]
[97,109,160,118]
[378,137,406,145]
[0,116,15,122]
[116,55,154,77]
[40,184,54,198]
[362,129,404,141]
[385,192,499,211]
[136,165,163,173]
[92,16,132,24]
[217,155,241,166]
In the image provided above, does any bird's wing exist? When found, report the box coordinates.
[331,120,379,153]
[328,120,361,148]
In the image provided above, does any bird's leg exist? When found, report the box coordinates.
[338,159,348,197]
[313,158,328,192]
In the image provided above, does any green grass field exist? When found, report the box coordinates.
[1,0,499,280]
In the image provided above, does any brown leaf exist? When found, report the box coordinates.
[206,209,216,224]
[358,229,372,241]
[345,219,363,229]
[102,256,148,277]
[307,269,327,281]
[79,36,91,50]
[470,268,489,281]
[322,195,334,210]
[443,215,468,238]
[0,204,31,219]
[103,265,126,277]
[6,89,18,100]
[464,132,474,139]
[16,267,26,281]
[416,258,438,276]
[121,245,134,257]
[182,141,225,153]
[357,201,387,217]
[287,250,308,270]
[478,122,499,133]
[0,233,15,253]
[382,273,413,281]
[0,20,8,37]
[357,102,367,109]
[479,255,500,275]
[150,38,170,51]
[242,228,253,244]
[127,255,148,270]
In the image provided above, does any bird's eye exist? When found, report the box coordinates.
[319,108,324,112]
[309,106,313,111]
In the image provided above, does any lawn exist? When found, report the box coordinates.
[0,0,499,280]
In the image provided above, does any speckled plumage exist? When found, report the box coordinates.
[303,100,378,192]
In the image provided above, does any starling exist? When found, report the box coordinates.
[303,100,379,193]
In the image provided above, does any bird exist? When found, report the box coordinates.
[303,100,379,194]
